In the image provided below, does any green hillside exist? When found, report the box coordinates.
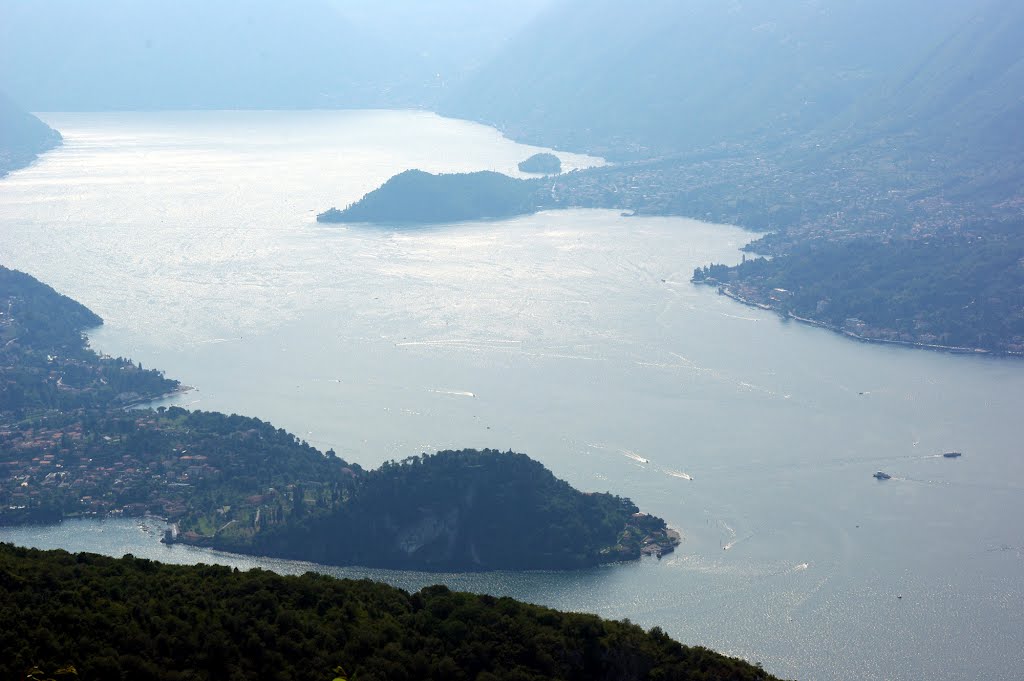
[0,544,784,681]
[214,449,679,571]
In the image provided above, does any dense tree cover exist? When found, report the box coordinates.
[0,92,61,177]
[317,170,542,225]
[693,233,1024,353]
[517,153,561,175]
[0,266,100,345]
[0,544,783,681]
[0,266,178,415]
[185,449,679,571]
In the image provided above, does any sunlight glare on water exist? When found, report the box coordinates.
[1,111,1023,681]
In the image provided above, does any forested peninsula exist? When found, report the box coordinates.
[0,544,783,681]
[186,448,680,571]
[0,265,678,570]
[317,169,542,225]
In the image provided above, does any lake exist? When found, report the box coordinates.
[1,110,1023,680]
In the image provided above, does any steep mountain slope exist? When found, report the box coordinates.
[819,0,1024,201]
[440,0,1024,354]
[442,0,973,159]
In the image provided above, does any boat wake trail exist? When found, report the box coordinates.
[395,338,521,349]
[426,389,476,398]
[619,448,649,464]
[668,352,793,400]
[719,312,760,322]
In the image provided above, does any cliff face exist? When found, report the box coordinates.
[0,92,61,177]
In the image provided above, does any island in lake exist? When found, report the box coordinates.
[0,265,678,571]
[518,151,562,174]
[317,169,544,225]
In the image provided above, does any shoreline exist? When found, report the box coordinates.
[121,384,195,410]
[706,281,1018,358]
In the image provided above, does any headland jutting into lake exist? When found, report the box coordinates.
[0,264,678,571]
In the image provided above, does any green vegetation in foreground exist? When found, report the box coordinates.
[518,152,562,174]
[317,169,542,225]
[0,545,784,681]
[201,448,679,571]
[693,232,1024,354]
[0,265,678,570]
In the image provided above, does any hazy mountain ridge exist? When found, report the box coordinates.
[443,0,1023,209]
[442,0,975,159]
[837,0,1024,155]
[0,93,61,177]
[0,0,552,111]
[437,0,1024,354]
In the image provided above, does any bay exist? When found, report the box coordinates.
[1,110,1023,680]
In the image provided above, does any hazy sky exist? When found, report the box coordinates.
[0,0,554,110]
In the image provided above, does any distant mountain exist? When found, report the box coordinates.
[439,0,1024,356]
[318,169,541,225]
[0,0,552,111]
[0,93,60,177]
[819,0,1024,201]
[442,0,974,159]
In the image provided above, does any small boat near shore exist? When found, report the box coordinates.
[873,471,892,480]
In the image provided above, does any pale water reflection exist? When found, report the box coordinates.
[1,111,1023,681]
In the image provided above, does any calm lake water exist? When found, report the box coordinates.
[1,110,1023,681]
